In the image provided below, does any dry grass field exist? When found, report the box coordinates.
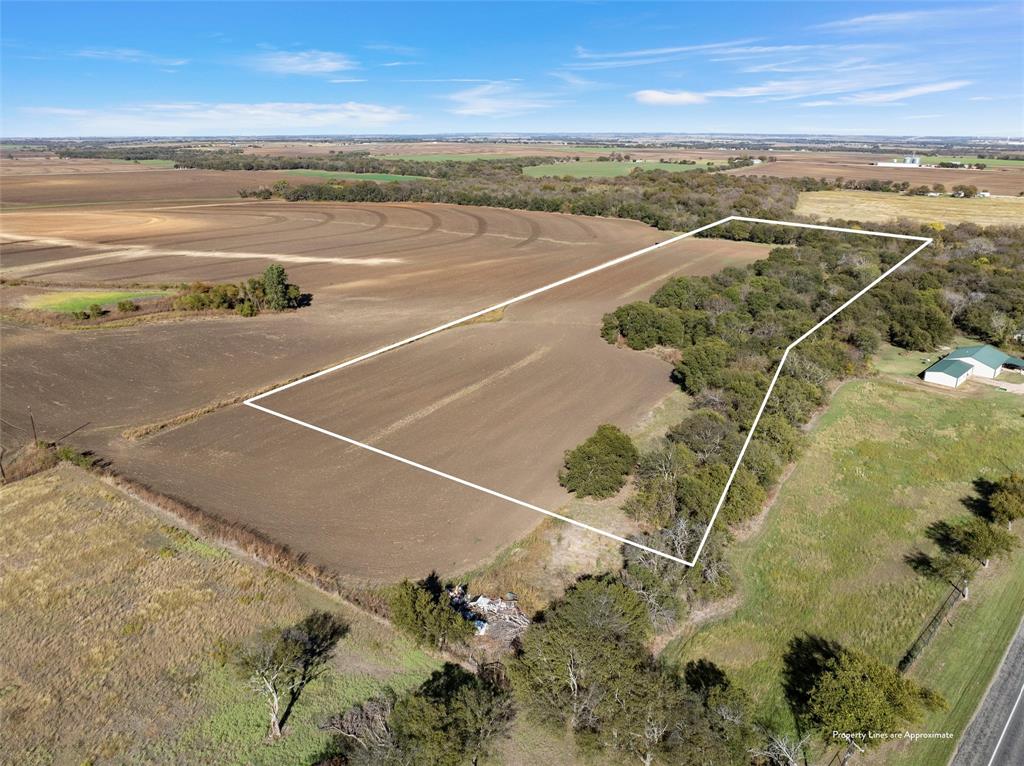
[0,464,438,765]
[0,172,769,581]
[795,190,1024,226]
[731,160,1024,196]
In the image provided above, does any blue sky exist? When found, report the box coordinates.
[2,1,1021,137]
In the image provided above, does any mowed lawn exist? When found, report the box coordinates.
[24,289,172,313]
[661,377,1024,762]
[523,160,716,178]
[0,465,439,765]
[283,168,429,182]
[796,190,1024,226]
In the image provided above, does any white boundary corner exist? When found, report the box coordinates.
[245,216,932,567]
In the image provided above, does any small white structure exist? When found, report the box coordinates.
[923,345,1024,388]
[923,358,973,388]
[876,155,921,168]
[977,191,991,198]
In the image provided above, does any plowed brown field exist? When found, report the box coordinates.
[1,192,771,580]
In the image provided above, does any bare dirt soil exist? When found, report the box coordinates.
[2,191,767,580]
[112,236,767,581]
[0,167,296,206]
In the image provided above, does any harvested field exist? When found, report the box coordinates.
[1,194,770,580]
[108,236,768,580]
[0,155,180,176]
[0,464,438,764]
[0,167,298,207]
[729,160,1024,196]
[795,190,1024,226]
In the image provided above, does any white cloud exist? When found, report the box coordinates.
[447,82,560,117]
[329,78,367,83]
[364,43,419,57]
[75,48,188,67]
[549,71,602,90]
[815,6,1003,32]
[633,89,707,105]
[569,39,754,70]
[399,78,494,83]
[18,101,410,135]
[801,80,971,107]
[249,49,356,75]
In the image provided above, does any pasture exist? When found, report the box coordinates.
[795,190,1024,226]
[661,377,1024,763]
[0,464,439,764]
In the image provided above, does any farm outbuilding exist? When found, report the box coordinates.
[923,359,973,388]
[922,344,1024,388]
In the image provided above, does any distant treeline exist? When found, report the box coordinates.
[57,145,553,179]
[238,170,801,231]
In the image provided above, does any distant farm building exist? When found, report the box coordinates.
[923,344,1024,388]
[875,155,921,168]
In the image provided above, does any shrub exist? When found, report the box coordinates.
[387,579,474,650]
[87,303,104,316]
[236,300,258,317]
[117,299,139,313]
[601,302,684,349]
[559,424,638,498]
[672,339,732,393]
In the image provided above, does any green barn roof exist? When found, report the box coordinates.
[946,344,1016,369]
[926,358,973,378]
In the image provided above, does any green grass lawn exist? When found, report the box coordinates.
[660,377,1024,763]
[26,289,172,313]
[922,155,1024,168]
[523,160,716,178]
[283,168,429,182]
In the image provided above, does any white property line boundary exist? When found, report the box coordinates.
[245,215,932,567]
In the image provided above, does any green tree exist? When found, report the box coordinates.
[559,424,638,498]
[601,302,684,349]
[952,516,1018,567]
[388,579,474,650]
[263,263,290,311]
[509,578,651,730]
[990,473,1024,530]
[806,648,945,760]
[672,339,731,394]
[330,664,513,766]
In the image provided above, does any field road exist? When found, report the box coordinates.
[951,615,1024,766]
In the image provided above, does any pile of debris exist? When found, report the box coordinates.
[448,586,530,647]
